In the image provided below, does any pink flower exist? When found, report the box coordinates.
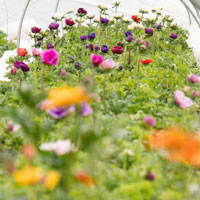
[41,49,59,66]
[174,90,193,109]
[143,116,156,127]
[90,54,104,66]
[188,74,200,83]
[183,86,190,92]
[100,59,116,70]
[192,91,200,97]
[32,48,41,56]
[81,102,93,116]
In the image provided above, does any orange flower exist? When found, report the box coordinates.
[74,171,94,187]
[42,86,89,109]
[17,48,28,56]
[149,126,200,167]
[22,144,36,160]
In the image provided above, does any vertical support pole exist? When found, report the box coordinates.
[55,0,60,12]
[17,0,31,48]
[185,6,192,25]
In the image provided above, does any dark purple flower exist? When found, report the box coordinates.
[126,35,133,42]
[31,27,41,34]
[154,24,162,30]
[145,28,154,35]
[118,66,124,71]
[65,19,75,26]
[69,56,75,62]
[48,23,59,30]
[81,102,93,116]
[14,61,30,72]
[35,42,42,48]
[101,45,108,53]
[95,46,100,51]
[77,8,87,15]
[80,35,88,41]
[87,33,96,40]
[74,62,81,69]
[169,33,178,39]
[47,43,54,49]
[125,31,132,37]
[145,172,156,181]
[86,44,94,51]
[100,18,109,24]
[47,107,75,119]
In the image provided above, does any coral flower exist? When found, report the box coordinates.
[90,54,104,66]
[100,59,116,70]
[17,48,28,56]
[32,48,41,56]
[13,166,43,185]
[74,171,94,187]
[41,49,59,66]
[131,15,140,23]
[149,127,200,167]
[43,171,61,190]
[44,86,89,109]
[140,59,153,64]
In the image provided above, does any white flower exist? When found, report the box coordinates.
[40,140,77,156]
[76,17,84,23]
[53,12,66,20]
[128,23,143,30]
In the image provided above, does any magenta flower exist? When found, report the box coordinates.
[100,59,116,70]
[143,116,156,127]
[188,74,200,83]
[90,54,104,66]
[192,91,200,97]
[41,49,59,66]
[174,90,193,109]
[81,102,93,116]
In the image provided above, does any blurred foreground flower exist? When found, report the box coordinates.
[43,171,61,190]
[188,74,200,83]
[149,127,200,167]
[40,140,77,155]
[74,171,94,187]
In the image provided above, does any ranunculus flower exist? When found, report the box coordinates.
[47,43,54,49]
[100,59,116,70]
[125,31,132,37]
[32,48,41,56]
[90,54,104,66]
[140,59,153,64]
[65,19,75,26]
[31,27,41,34]
[143,116,156,127]
[60,69,67,77]
[80,35,87,41]
[74,171,94,187]
[101,45,108,53]
[192,91,200,97]
[126,35,134,42]
[17,48,28,56]
[11,67,17,75]
[41,49,59,66]
[169,33,178,39]
[86,44,94,51]
[48,23,59,30]
[77,8,87,15]
[145,28,154,35]
[100,18,109,24]
[183,86,190,92]
[188,74,200,83]
[111,46,124,54]
[131,15,140,23]
[174,90,193,109]
[74,62,81,69]
[81,102,93,116]
[87,33,96,40]
[14,61,30,72]
[40,140,77,155]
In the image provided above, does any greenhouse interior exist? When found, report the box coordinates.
[0,0,200,199]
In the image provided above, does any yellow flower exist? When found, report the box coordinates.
[43,86,89,109]
[13,166,43,185]
[43,171,61,190]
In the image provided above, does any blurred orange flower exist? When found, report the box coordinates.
[149,126,200,167]
[13,166,43,185]
[42,86,89,109]
[43,170,61,190]
[74,171,94,187]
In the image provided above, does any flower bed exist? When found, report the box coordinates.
[0,3,200,200]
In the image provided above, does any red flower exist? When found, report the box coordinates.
[74,171,94,187]
[111,46,124,54]
[131,16,140,23]
[65,19,75,26]
[17,48,28,57]
[140,59,153,64]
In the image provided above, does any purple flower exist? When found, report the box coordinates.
[31,27,41,34]
[143,116,156,127]
[80,35,88,41]
[87,33,96,40]
[47,43,54,49]
[188,74,200,83]
[13,61,30,72]
[47,107,75,119]
[41,49,59,66]
[101,45,108,53]
[145,172,156,181]
[126,35,133,42]
[86,44,94,51]
[145,28,154,35]
[74,62,81,69]
[154,24,162,30]
[95,46,100,51]
[81,102,93,116]
[125,31,132,37]
[169,33,178,39]
[100,18,109,24]
[77,8,87,15]
[48,23,59,30]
